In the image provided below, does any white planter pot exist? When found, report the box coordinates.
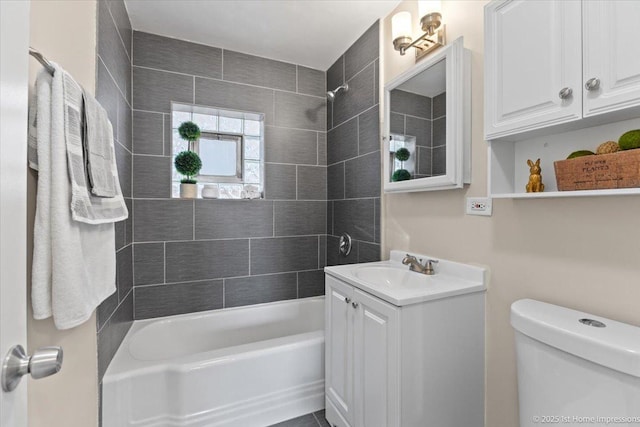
[180,183,197,198]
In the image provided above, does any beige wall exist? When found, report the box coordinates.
[27,1,99,426]
[380,2,640,426]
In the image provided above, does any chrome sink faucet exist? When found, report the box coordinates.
[402,254,439,275]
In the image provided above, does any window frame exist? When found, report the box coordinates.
[193,132,244,183]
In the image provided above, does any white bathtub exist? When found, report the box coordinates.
[102,297,325,427]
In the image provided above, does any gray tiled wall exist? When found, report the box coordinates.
[131,31,327,319]
[326,21,381,266]
[95,0,133,383]
[390,90,446,178]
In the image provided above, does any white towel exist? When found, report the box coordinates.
[29,65,117,330]
[65,73,128,224]
[83,91,117,197]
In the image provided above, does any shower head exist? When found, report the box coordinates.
[327,83,349,102]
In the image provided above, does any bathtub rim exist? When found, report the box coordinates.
[103,296,325,380]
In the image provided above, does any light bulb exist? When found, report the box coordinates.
[391,11,412,41]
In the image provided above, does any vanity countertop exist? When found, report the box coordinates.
[324,250,487,307]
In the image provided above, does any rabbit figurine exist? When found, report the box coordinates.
[526,158,545,193]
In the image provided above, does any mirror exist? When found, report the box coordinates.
[384,37,471,193]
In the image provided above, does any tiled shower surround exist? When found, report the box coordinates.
[326,22,382,266]
[131,31,328,319]
[96,17,381,388]
[95,0,134,381]
[390,90,446,177]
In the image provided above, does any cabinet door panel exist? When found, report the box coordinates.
[353,289,399,427]
[484,0,582,139]
[583,1,640,117]
[325,276,355,424]
[326,398,351,427]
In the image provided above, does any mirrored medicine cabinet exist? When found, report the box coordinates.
[383,37,471,193]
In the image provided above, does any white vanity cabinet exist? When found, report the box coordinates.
[484,0,640,140]
[325,275,400,427]
[324,253,486,427]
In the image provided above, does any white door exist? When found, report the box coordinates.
[0,0,31,426]
[583,1,640,117]
[484,0,582,139]
[352,289,399,427]
[325,275,355,426]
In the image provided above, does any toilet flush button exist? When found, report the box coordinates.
[579,318,606,328]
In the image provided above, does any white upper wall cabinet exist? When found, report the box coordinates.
[485,0,640,142]
[485,0,640,199]
[484,0,582,140]
[583,1,640,117]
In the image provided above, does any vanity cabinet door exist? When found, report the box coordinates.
[484,0,582,139]
[325,275,355,426]
[352,289,400,427]
[582,1,640,117]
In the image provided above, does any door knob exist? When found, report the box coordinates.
[2,345,63,392]
[345,297,352,304]
[352,302,359,309]
[558,87,572,99]
[585,77,600,91]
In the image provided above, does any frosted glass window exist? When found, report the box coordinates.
[218,184,243,199]
[199,136,240,177]
[244,137,261,160]
[192,113,217,131]
[173,111,191,127]
[171,103,264,199]
[244,120,261,136]
[244,161,261,184]
[219,116,243,133]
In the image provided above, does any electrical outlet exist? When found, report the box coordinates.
[466,197,492,216]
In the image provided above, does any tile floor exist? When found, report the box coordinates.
[268,410,330,427]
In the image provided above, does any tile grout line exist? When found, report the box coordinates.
[221,49,224,80]
[133,267,325,290]
[106,3,131,62]
[430,97,434,174]
[135,65,327,100]
[357,115,360,156]
[97,54,129,110]
[342,160,346,199]
[330,102,378,131]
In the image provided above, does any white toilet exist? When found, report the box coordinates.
[511,299,640,427]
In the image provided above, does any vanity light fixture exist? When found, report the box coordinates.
[392,0,445,61]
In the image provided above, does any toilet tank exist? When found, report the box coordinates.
[511,299,640,427]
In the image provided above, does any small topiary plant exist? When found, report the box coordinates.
[395,147,410,162]
[178,121,201,142]
[391,169,411,182]
[174,150,202,184]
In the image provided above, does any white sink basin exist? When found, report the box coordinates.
[325,250,487,306]
[353,266,431,288]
